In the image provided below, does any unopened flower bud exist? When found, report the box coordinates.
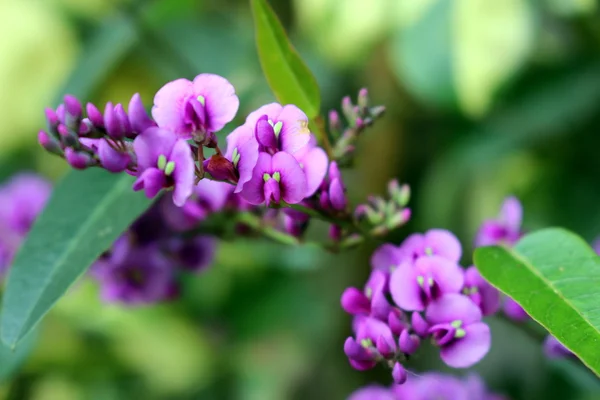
[45,108,59,129]
[329,224,342,242]
[319,191,330,210]
[329,179,347,211]
[387,179,400,197]
[114,104,132,136]
[284,214,308,237]
[203,154,238,183]
[38,130,62,155]
[355,117,364,129]
[128,93,156,134]
[370,105,386,119]
[399,330,420,355]
[341,287,370,315]
[358,88,369,109]
[368,196,386,212]
[388,310,407,335]
[64,95,82,120]
[328,110,341,135]
[55,104,65,124]
[392,363,407,385]
[398,184,410,207]
[328,161,342,182]
[65,148,96,169]
[342,96,354,121]
[354,204,369,220]
[79,119,94,136]
[386,208,411,229]
[376,335,393,358]
[57,124,78,147]
[104,102,125,139]
[411,312,430,337]
[86,103,104,127]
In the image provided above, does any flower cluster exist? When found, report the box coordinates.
[40,76,405,253]
[330,88,386,166]
[342,229,493,383]
[0,174,51,276]
[347,372,506,400]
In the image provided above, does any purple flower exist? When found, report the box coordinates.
[392,373,471,399]
[104,102,132,139]
[164,236,216,272]
[225,124,260,193]
[371,243,409,274]
[391,373,507,400]
[65,148,96,169]
[475,196,523,247]
[128,93,157,134]
[503,297,529,321]
[326,162,347,210]
[389,256,464,311]
[293,136,328,198]
[426,294,491,368]
[341,270,390,319]
[0,173,52,236]
[347,385,396,400]
[283,208,310,237]
[80,138,132,173]
[132,127,195,206]
[401,229,462,263]
[161,179,233,231]
[240,152,307,206]
[543,335,573,359]
[91,237,178,305]
[463,266,500,316]
[86,103,104,127]
[152,74,239,139]
[344,316,396,371]
[245,103,311,154]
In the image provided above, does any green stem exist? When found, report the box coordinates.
[236,212,300,246]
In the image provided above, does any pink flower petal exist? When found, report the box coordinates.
[425,294,482,326]
[390,262,425,311]
[133,127,178,170]
[298,146,328,197]
[271,151,307,204]
[192,73,239,132]
[240,152,272,205]
[440,322,491,368]
[152,79,193,135]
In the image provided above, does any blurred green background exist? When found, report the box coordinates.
[1,0,600,398]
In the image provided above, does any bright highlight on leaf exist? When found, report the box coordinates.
[474,228,600,377]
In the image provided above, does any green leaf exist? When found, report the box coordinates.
[474,228,600,376]
[1,169,153,347]
[0,328,37,382]
[250,0,321,118]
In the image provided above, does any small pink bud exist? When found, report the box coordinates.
[392,362,407,385]
[399,330,420,355]
[376,335,393,358]
[411,312,430,337]
[64,95,82,119]
[86,103,104,127]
